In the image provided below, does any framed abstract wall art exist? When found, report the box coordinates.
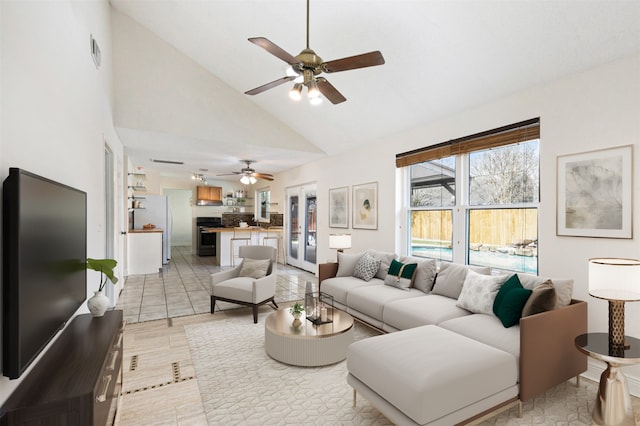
[557,145,633,238]
[329,186,348,228]
[353,182,378,230]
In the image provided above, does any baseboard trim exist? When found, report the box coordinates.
[581,358,640,397]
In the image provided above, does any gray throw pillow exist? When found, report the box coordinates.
[367,249,397,280]
[336,252,364,277]
[517,273,573,308]
[431,263,470,299]
[521,280,557,316]
[400,256,437,293]
[353,252,381,282]
[239,258,271,279]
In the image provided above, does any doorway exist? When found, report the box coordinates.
[286,183,317,273]
[104,144,116,307]
[164,189,192,247]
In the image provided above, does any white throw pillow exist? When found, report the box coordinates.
[239,258,271,279]
[336,252,364,277]
[456,269,509,314]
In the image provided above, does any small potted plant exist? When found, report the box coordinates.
[289,302,304,319]
[86,258,118,317]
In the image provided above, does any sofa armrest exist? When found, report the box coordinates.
[519,299,588,401]
[318,262,339,290]
[253,271,277,303]
[211,265,242,287]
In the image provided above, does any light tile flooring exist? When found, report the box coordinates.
[115,246,317,425]
[116,246,317,324]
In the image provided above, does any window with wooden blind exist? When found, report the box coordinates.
[402,119,540,274]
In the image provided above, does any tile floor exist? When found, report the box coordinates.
[116,246,317,324]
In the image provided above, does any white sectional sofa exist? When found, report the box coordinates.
[318,250,587,425]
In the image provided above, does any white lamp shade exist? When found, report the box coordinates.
[329,234,352,250]
[588,258,640,301]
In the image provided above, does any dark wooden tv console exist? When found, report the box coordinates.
[0,310,124,426]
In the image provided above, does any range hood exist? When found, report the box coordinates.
[196,199,223,206]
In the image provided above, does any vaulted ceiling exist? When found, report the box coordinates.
[110,0,640,181]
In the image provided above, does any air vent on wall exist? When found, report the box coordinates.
[150,159,184,165]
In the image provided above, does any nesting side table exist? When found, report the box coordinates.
[575,333,640,425]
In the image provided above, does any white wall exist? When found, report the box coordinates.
[0,0,124,402]
[271,53,640,391]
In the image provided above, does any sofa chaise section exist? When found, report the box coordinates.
[347,325,519,425]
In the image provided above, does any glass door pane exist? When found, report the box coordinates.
[289,195,299,260]
[304,194,317,264]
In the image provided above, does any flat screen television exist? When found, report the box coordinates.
[3,168,87,379]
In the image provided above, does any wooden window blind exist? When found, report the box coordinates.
[396,118,540,168]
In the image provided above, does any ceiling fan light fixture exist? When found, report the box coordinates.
[309,96,322,106]
[240,175,251,185]
[307,79,320,99]
[289,83,303,101]
[249,176,257,184]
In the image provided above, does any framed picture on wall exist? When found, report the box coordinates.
[353,182,378,230]
[329,186,349,228]
[557,145,633,238]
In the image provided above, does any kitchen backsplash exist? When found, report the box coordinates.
[221,213,283,228]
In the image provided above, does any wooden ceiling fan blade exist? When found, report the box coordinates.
[316,77,346,104]
[323,51,385,73]
[215,172,241,176]
[245,76,296,95]
[248,37,300,66]
[253,173,274,181]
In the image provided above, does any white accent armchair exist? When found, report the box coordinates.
[210,245,278,323]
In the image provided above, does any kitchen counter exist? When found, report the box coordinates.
[209,227,284,266]
[129,228,164,233]
[201,227,282,233]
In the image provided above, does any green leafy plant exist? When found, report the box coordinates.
[289,302,304,316]
[87,258,118,291]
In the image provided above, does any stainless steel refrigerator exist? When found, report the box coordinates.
[134,194,172,264]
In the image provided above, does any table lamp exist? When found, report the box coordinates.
[329,234,352,253]
[588,258,640,356]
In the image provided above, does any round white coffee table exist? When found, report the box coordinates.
[264,308,354,366]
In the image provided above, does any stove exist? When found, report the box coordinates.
[196,217,223,256]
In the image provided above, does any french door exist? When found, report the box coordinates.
[286,183,317,273]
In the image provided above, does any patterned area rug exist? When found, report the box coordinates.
[184,316,637,425]
[185,316,392,425]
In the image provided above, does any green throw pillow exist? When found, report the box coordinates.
[384,259,418,290]
[493,274,532,328]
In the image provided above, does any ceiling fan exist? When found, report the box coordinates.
[216,160,274,184]
[244,0,385,105]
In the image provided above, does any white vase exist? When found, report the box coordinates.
[87,290,109,317]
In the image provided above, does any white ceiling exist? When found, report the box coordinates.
[110,0,640,181]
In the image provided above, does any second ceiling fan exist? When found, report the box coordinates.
[244,0,385,105]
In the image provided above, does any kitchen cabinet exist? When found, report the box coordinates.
[196,186,222,206]
[127,230,163,275]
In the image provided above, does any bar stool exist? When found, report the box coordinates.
[262,229,285,264]
[230,228,251,267]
